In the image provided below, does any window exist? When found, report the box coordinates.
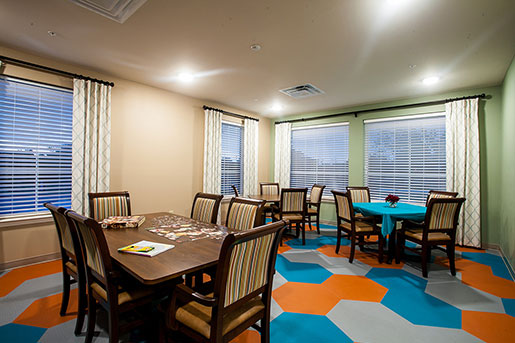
[0,77,73,217]
[221,121,243,195]
[364,113,446,205]
[290,123,349,197]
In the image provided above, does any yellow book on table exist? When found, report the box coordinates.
[117,240,174,257]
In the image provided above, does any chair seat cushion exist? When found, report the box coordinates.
[91,282,154,306]
[65,261,78,274]
[339,221,376,233]
[176,294,264,339]
[273,213,303,222]
[405,229,451,241]
[307,208,318,215]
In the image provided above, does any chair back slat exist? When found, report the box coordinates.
[226,198,264,231]
[310,184,325,204]
[281,189,306,212]
[347,187,370,203]
[260,183,279,195]
[89,191,131,221]
[190,192,223,224]
[223,232,275,306]
[332,191,352,221]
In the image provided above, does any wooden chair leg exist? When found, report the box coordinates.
[85,292,97,343]
[336,228,342,254]
[74,279,87,335]
[378,235,384,264]
[395,232,404,264]
[447,243,456,276]
[316,214,320,235]
[261,308,271,343]
[60,272,71,316]
[108,306,119,343]
[308,215,312,231]
[301,220,306,245]
[358,236,365,251]
[421,245,429,278]
[349,233,356,263]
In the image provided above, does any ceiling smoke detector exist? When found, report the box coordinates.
[69,0,147,24]
[279,83,325,99]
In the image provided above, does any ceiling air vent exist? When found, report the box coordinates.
[279,83,325,99]
[70,0,147,24]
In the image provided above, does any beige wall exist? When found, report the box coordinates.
[0,45,271,268]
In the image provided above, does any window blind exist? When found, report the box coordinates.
[221,121,243,196]
[364,114,446,205]
[0,77,73,217]
[290,123,349,197]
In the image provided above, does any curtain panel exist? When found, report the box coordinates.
[203,108,222,194]
[274,122,292,188]
[243,118,259,196]
[446,98,481,247]
[72,79,112,216]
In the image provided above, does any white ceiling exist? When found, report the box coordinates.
[0,0,514,117]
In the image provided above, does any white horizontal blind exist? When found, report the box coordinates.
[0,77,73,217]
[364,114,446,205]
[221,121,243,195]
[290,123,349,197]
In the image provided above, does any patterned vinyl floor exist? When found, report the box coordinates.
[1,224,514,342]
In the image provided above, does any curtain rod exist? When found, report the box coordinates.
[203,105,259,122]
[0,55,115,87]
[275,93,486,125]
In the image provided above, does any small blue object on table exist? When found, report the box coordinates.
[352,202,426,236]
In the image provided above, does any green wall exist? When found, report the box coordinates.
[500,56,515,268]
[271,85,504,246]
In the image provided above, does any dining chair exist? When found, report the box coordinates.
[306,184,326,234]
[162,220,287,343]
[44,203,87,336]
[346,186,371,203]
[191,192,224,224]
[231,185,240,197]
[66,210,163,343]
[332,190,384,263]
[273,188,308,245]
[425,190,459,206]
[396,197,466,277]
[88,191,131,221]
[226,197,266,231]
[259,182,280,223]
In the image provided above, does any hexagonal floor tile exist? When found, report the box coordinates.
[0,323,46,343]
[283,248,371,275]
[322,275,387,302]
[275,255,332,284]
[273,282,341,315]
[271,312,353,343]
[462,310,515,342]
[319,245,404,269]
[0,260,62,297]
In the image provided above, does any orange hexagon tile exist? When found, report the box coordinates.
[273,282,340,315]
[455,246,485,253]
[277,244,292,254]
[317,245,404,269]
[462,310,515,343]
[322,275,387,302]
[436,257,515,298]
[231,329,261,343]
[13,289,78,328]
[0,260,62,297]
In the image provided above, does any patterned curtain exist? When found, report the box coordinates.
[274,122,292,188]
[72,79,112,216]
[243,118,259,196]
[446,98,481,247]
[203,108,222,193]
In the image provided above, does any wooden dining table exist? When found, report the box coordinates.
[103,212,232,285]
[248,194,281,203]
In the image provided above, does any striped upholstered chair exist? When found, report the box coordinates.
[226,197,266,231]
[273,188,308,245]
[45,203,87,336]
[396,197,465,278]
[332,190,384,263]
[425,190,459,206]
[88,191,131,221]
[163,220,287,343]
[191,192,224,224]
[259,182,280,221]
[306,184,326,234]
[66,210,161,343]
[346,186,371,203]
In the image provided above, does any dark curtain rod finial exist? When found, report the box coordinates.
[275,93,486,125]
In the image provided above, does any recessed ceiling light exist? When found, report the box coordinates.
[47,31,56,37]
[271,104,283,112]
[250,44,262,51]
[422,76,439,85]
[409,64,416,69]
[178,72,194,82]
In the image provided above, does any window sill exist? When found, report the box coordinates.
[0,213,53,228]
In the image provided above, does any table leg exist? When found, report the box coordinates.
[387,230,396,264]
